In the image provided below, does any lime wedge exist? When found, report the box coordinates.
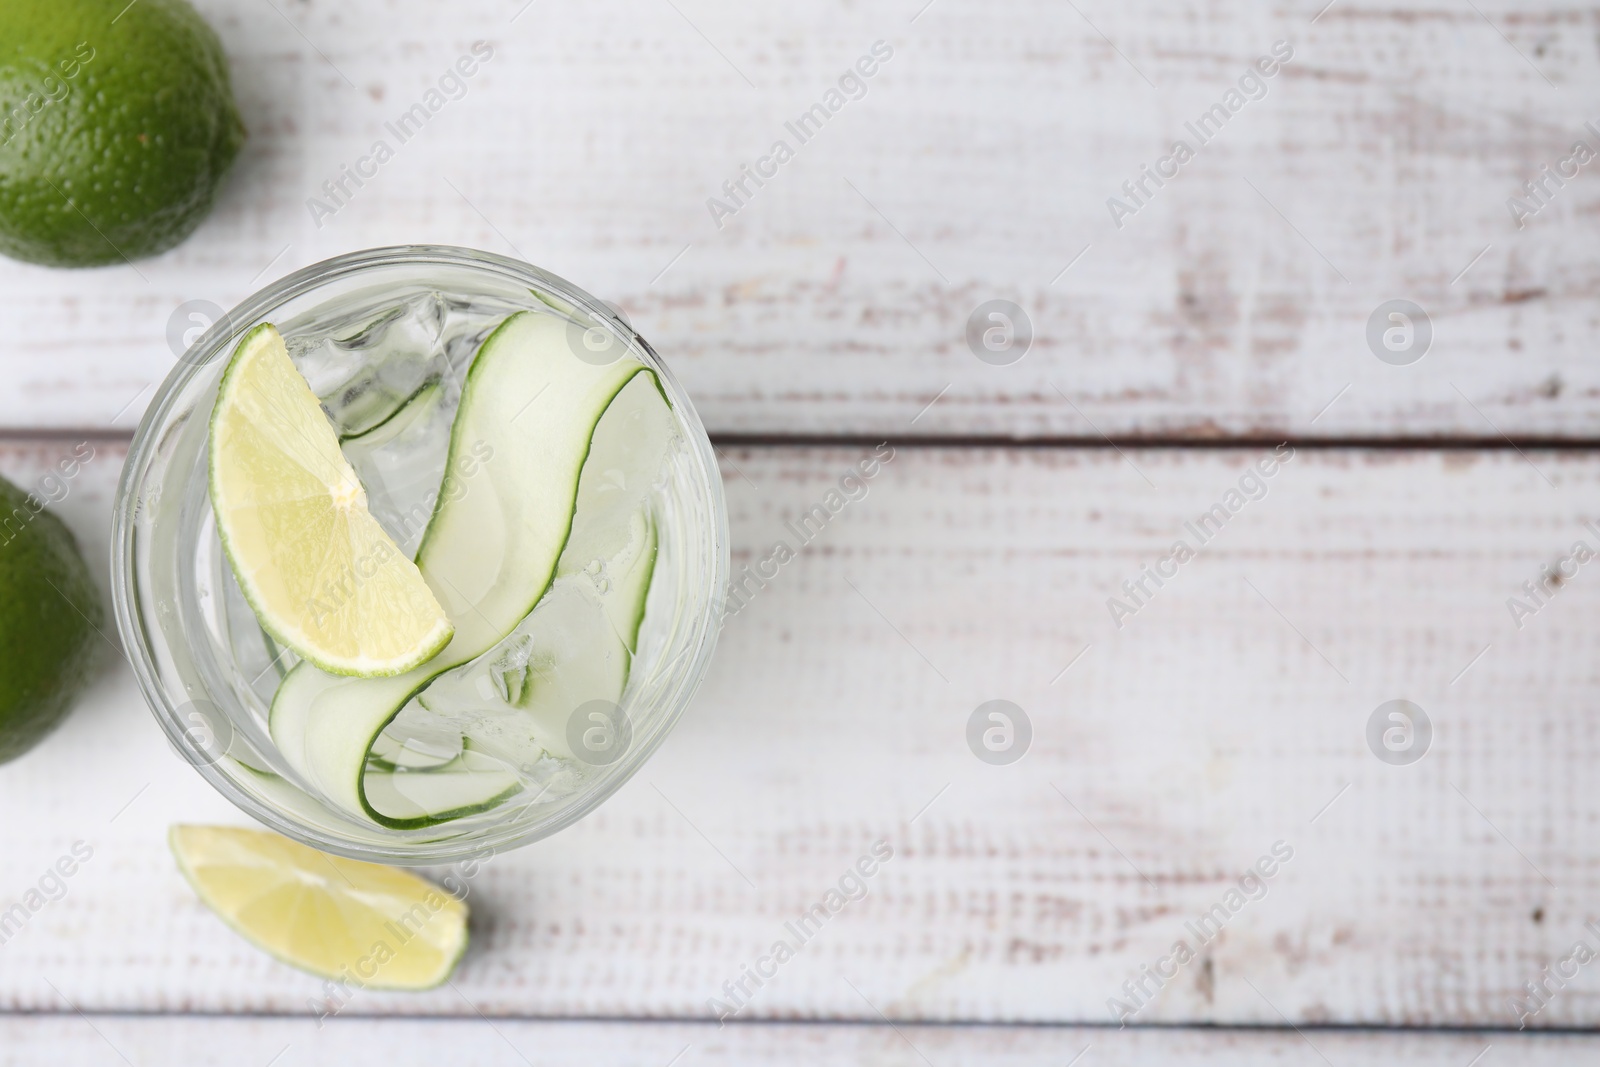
[169,825,468,990]
[270,311,668,827]
[208,323,453,677]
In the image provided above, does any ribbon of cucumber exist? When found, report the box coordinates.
[269,311,671,827]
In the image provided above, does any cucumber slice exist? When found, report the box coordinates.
[269,311,673,827]
[369,724,461,769]
[340,378,455,559]
[339,377,444,445]
[366,379,666,824]
[360,746,523,827]
[407,506,657,769]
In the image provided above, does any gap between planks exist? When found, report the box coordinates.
[13,427,1600,453]
[0,1010,1591,1035]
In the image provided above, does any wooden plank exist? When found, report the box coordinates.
[0,1,1596,438]
[1,440,1598,1025]
[0,1018,1579,1066]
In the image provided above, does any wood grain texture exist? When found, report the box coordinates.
[2,441,1599,1026]
[0,0,1596,438]
[0,1017,1581,1066]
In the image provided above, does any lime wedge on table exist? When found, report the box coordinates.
[208,324,453,677]
[170,825,467,989]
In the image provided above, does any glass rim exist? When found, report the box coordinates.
[111,244,729,864]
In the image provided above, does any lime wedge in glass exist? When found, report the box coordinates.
[208,323,453,677]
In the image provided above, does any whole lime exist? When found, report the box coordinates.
[0,474,103,764]
[0,0,245,267]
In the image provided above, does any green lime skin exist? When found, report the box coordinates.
[0,0,246,267]
[0,475,103,764]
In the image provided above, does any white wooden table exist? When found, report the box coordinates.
[3,0,1599,1062]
